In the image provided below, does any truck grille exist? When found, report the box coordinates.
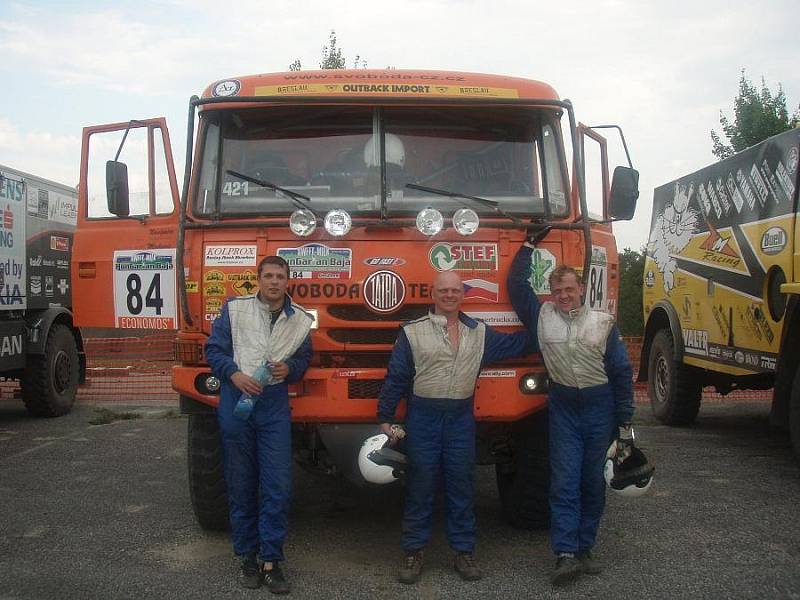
[348,379,385,399]
[328,328,400,345]
[328,304,429,322]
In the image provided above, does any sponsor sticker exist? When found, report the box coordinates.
[761,226,787,255]
[228,270,259,296]
[205,298,223,312]
[204,245,257,267]
[204,283,227,297]
[185,281,198,293]
[682,328,709,356]
[212,79,241,97]
[479,369,517,378]
[529,248,556,294]
[287,282,360,300]
[255,83,519,98]
[363,256,407,267]
[429,243,497,272]
[645,270,655,288]
[278,243,352,279]
[204,270,225,283]
[113,248,177,329]
[462,279,499,302]
[464,311,521,327]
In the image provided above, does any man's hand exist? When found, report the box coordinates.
[231,371,262,396]
[379,422,404,446]
[268,361,290,380]
[617,423,635,462]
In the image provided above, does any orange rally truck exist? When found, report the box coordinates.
[71,69,638,530]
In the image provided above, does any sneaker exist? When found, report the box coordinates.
[550,553,581,586]
[454,552,483,581]
[239,554,261,589]
[578,549,602,575]
[262,562,290,595]
[398,550,424,585]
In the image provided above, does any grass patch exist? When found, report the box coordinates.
[89,408,142,426]
[158,409,182,419]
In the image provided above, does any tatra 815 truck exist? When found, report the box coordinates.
[640,128,800,460]
[71,69,638,529]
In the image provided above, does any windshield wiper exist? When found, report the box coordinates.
[404,183,523,224]
[227,170,317,215]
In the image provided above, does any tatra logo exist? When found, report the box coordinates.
[364,270,405,314]
[682,328,709,356]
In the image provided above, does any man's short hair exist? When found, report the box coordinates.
[549,265,581,288]
[258,255,290,278]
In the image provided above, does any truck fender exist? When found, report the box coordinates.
[639,300,684,382]
[25,308,86,382]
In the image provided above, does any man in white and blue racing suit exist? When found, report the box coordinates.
[377,270,534,585]
[205,256,313,592]
[508,243,633,586]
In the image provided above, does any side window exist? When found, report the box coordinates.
[541,124,567,216]
[87,127,149,218]
[195,121,220,214]
[85,124,176,218]
[582,135,606,220]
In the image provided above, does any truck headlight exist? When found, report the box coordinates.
[324,209,352,236]
[289,209,317,236]
[519,372,548,394]
[416,207,443,236]
[453,208,479,235]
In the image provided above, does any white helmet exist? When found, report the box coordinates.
[363,133,405,168]
[358,433,408,484]
[604,441,654,497]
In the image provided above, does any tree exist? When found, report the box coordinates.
[288,30,366,71]
[711,71,800,160]
[617,247,645,337]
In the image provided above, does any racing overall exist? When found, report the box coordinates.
[508,245,633,556]
[378,312,532,553]
[205,294,313,562]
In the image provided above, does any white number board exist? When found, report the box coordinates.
[113,249,177,329]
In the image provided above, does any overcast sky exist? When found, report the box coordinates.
[1,0,797,251]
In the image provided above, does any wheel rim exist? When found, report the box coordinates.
[654,354,669,405]
[52,349,73,395]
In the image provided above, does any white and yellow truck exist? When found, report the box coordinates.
[640,128,800,460]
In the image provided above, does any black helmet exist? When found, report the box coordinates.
[604,442,655,497]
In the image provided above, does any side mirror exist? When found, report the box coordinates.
[609,166,639,221]
[106,160,130,217]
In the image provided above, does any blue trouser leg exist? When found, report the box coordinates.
[402,400,442,552]
[218,385,292,561]
[548,383,615,555]
[254,391,291,562]
[441,402,476,553]
[218,392,260,557]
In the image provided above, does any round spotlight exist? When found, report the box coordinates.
[416,207,444,236]
[289,209,317,237]
[324,209,352,236]
[453,208,480,236]
[205,375,221,393]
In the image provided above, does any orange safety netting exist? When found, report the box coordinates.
[1,335,772,405]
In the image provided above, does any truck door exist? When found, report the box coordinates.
[72,118,180,329]
[576,124,617,315]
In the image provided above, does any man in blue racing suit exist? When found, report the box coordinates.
[377,270,534,585]
[205,255,313,593]
[507,243,633,586]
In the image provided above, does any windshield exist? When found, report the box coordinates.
[194,105,568,218]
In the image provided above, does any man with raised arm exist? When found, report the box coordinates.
[507,242,634,586]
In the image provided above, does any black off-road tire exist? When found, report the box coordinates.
[790,368,800,464]
[496,411,550,530]
[21,324,80,417]
[648,329,702,425]
[187,413,230,531]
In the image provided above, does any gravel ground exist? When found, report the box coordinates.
[0,398,798,599]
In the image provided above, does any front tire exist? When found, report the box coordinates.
[648,329,702,425]
[187,413,229,530]
[22,324,79,417]
[496,411,550,530]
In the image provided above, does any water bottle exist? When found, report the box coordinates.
[253,363,274,386]
[233,393,255,420]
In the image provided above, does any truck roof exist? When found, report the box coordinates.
[0,164,77,195]
[199,69,560,104]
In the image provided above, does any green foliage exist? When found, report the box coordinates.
[617,247,645,336]
[711,71,799,160]
[288,30,367,71]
